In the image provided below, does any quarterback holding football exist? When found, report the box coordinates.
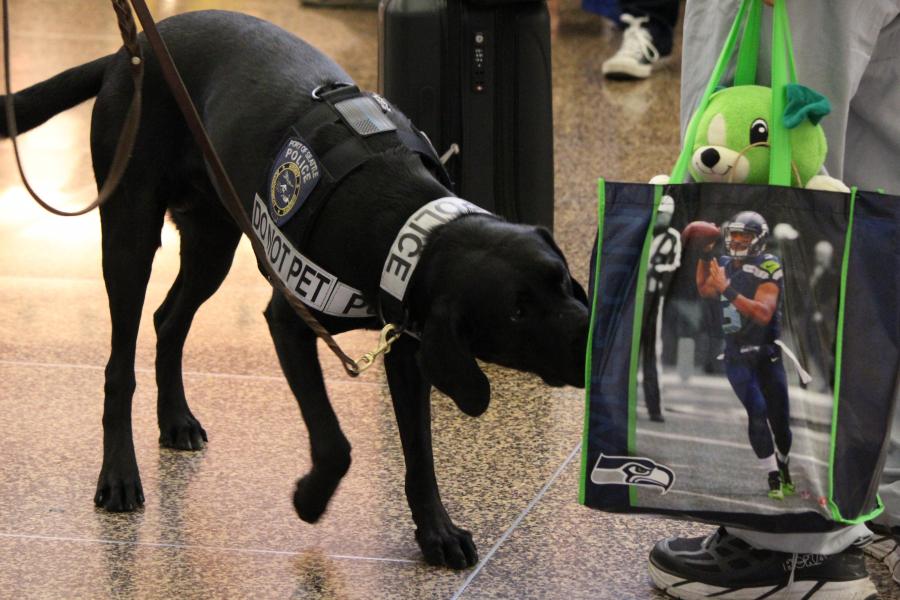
[687,211,794,500]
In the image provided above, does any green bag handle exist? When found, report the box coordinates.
[671,0,798,186]
[734,0,762,85]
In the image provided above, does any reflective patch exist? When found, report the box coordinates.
[334,96,397,137]
[381,198,488,302]
[269,138,322,226]
[251,195,373,318]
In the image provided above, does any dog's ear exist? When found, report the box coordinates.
[418,299,490,417]
[571,276,589,307]
[535,226,589,306]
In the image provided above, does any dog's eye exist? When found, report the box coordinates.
[749,119,768,145]
[510,307,525,322]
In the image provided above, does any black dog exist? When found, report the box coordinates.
[1,10,588,569]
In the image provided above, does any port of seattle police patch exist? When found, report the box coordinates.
[268,137,321,226]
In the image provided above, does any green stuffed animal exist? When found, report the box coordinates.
[652,84,849,192]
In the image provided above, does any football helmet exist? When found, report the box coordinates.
[723,211,769,258]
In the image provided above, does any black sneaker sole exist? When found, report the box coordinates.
[648,560,878,599]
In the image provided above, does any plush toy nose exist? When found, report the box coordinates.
[700,148,720,168]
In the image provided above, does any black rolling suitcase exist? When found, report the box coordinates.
[378,0,554,230]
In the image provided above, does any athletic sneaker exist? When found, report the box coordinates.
[768,470,784,500]
[864,531,900,584]
[649,527,878,599]
[601,14,669,80]
[778,456,796,496]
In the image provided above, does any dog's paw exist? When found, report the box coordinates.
[293,474,329,523]
[293,472,340,523]
[94,468,144,512]
[415,521,478,569]
[158,414,207,451]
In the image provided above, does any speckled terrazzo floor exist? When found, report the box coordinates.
[1,0,897,598]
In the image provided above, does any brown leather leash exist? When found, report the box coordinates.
[2,0,370,376]
[2,0,144,216]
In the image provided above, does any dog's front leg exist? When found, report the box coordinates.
[264,293,352,524]
[384,335,478,569]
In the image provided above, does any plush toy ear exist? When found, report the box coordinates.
[783,84,831,128]
[418,299,490,417]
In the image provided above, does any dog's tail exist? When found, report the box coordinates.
[0,55,112,139]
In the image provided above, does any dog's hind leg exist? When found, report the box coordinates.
[94,184,167,512]
[153,209,241,450]
[263,292,351,523]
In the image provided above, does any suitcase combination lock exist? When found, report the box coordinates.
[472,31,486,93]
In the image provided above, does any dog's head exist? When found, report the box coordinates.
[414,216,589,417]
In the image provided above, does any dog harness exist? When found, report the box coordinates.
[248,83,484,321]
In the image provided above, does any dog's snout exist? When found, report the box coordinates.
[700,148,720,168]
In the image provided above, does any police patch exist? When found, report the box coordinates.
[269,137,321,226]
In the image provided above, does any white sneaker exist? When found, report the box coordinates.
[602,14,665,80]
[864,533,900,584]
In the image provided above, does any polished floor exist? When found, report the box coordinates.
[1,0,897,598]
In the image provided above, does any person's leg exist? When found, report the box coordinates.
[642,289,664,420]
[651,355,878,597]
[759,352,794,494]
[724,358,790,499]
[759,356,791,456]
[843,11,900,194]
[650,526,877,598]
[874,390,900,532]
[602,0,679,79]
[652,4,898,597]
[619,0,679,54]
[866,382,900,581]
[727,525,873,555]
[725,360,775,460]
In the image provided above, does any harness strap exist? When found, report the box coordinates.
[295,84,452,189]
[319,136,377,184]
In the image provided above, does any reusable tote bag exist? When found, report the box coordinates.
[579,0,900,533]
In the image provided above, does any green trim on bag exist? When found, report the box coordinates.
[671,0,750,182]
[827,186,853,522]
[580,178,607,505]
[826,187,883,524]
[768,0,794,186]
[848,495,887,526]
[734,0,762,86]
[625,186,663,507]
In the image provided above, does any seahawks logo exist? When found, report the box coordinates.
[590,454,675,495]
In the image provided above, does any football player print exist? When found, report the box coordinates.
[694,211,794,501]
